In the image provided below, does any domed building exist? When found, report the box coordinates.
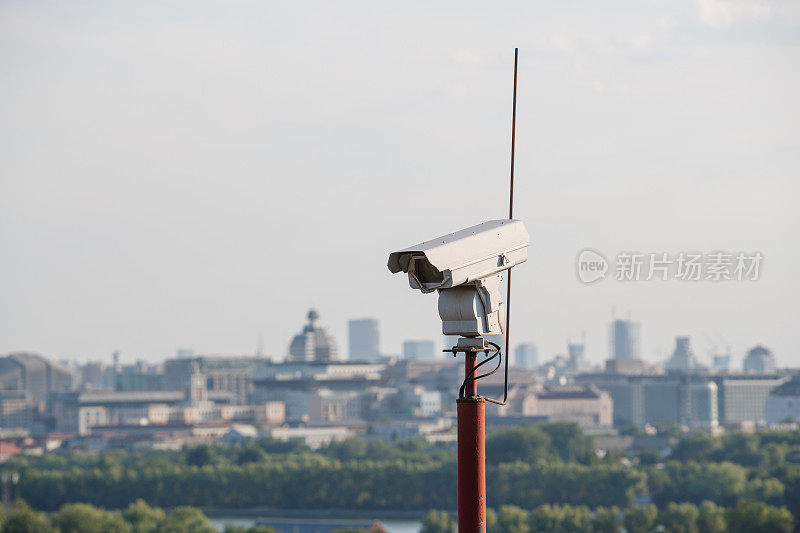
[743,345,776,373]
[288,309,339,362]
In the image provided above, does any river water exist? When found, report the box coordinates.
[209,516,421,533]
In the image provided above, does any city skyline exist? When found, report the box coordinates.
[1,1,798,367]
[24,310,786,373]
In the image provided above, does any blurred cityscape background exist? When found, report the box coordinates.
[1,310,797,451]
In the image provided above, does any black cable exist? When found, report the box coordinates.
[459,342,503,399]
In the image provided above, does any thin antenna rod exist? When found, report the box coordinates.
[502,48,518,405]
[509,47,518,221]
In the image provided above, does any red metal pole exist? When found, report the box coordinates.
[458,352,486,533]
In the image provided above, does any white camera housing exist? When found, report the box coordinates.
[388,219,529,337]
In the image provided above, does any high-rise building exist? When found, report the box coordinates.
[568,343,586,372]
[712,354,731,371]
[666,337,697,372]
[514,343,538,369]
[743,345,776,373]
[288,309,339,362]
[348,318,380,361]
[611,319,639,360]
[403,341,436,360]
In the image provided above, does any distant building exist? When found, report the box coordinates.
[288,309,339,362]
[379,386,442,418]
[51,390,187,434]
[165,355,265,404]
[518,384,613,427]
[712,354,731,371]
[766,375,800,424]
[403,341,436,360]
[221,424,259,444]
[665,337,698,372]
[348,318,380,361]
[51,389,283,435]
[718,375,787,425]
[252,361,387,420]
[266,425,353,449]
[611,319,639,360]
[605,358,647,375]
[309,389,363,423]
[684,381,719,429]
[0,353,73,412]
[743,345,776,373]
[80,362,109,390]
[176,349,195,359]
[371,418,453,442]
[514,343,538,369]
[0,391,35,429]
[116,371,166,392]
[576,372,786,428]
[567,343,587,372]
[115,360,165,392]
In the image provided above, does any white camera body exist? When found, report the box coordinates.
[388,219,529,337]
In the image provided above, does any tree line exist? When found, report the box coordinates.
[1,423,798,516]
[419,500,795,533]
[0,499,279,533]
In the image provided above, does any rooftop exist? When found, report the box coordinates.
[770,375,800,397]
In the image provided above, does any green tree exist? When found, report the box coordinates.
[185,444,215,467]
[659,502,699,533]
[323,438,368,461]
[637,449,661,466]
[622,504,657,533]
[777,463,800,515]
[697,501,726,533]
[485,508,497,531]
[236,445,267,465]
[155,507,215,533]
[671,434,718,462]
[52,503,129,533]
[539,422,595,464]
[725,500,794,533]
[123,499,165,533]
[529,504,592,533]
[0,500,53,533]
[496,505,529,533]
[745,477,785,506]
[486,425,552,465]
[649,461,748,507]
[592,506,621,533]
[419,510,455,533]
[715,433,761,467]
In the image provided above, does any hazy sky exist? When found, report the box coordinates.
[1,1,798,368]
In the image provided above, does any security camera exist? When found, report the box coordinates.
[387,219,529,337]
